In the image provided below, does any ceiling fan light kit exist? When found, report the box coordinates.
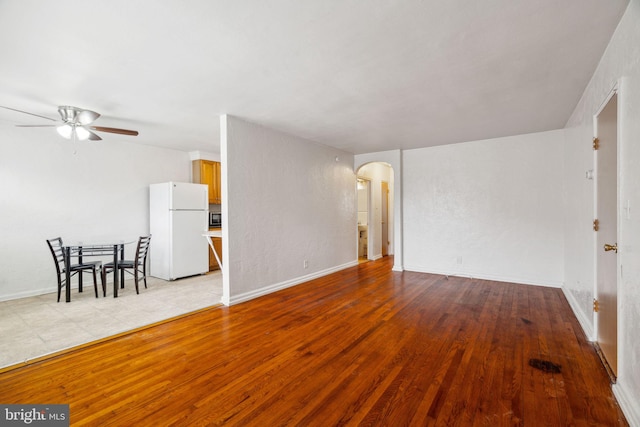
[1,105,138,141]
[74,126,92,141]
[56,123,95,141]
[56,124,73,139]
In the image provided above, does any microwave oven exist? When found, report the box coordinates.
[209,212,222,228]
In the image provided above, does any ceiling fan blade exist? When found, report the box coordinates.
[77,109,100,125]
[15,124,57,127]
[1,106,57,122]
[87,129,102,141]
[90,126,139,136]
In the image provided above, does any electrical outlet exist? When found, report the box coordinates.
[456,256,463,265]
[304,260,309,269]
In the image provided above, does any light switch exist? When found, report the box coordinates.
[624,200,631,219]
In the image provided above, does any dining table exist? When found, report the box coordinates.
[62,240,135,302]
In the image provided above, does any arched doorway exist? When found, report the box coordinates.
[354,151,403,272]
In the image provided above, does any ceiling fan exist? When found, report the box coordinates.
[0,105,139,141]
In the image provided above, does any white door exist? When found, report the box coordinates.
[596,92,618,377]
[170,210,208,279]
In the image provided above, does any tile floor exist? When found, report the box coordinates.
[0,272,223,369]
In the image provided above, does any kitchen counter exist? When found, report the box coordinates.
[203,230,222,270]
[204,230,222,238]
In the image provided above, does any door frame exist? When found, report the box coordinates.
[592,80,621,378]
[381,180,389,256]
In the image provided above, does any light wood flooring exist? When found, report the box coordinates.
[0,257,627,426]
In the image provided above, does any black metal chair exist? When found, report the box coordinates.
[46,237,103,302]
[101,235,151,295]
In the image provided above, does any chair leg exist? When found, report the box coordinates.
[100,268,107,297]
[92,268,99,298]
[142,264,148,289]
[57,277,62,303]
[133,269,140,294]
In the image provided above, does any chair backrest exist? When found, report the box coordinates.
[46,237,65,276]
[135,235,152,265]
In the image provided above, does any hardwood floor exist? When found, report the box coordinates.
[0,257,627,426]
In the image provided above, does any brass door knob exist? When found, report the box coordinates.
[604,243,618,253]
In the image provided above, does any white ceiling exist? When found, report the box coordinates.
[0,0,629,154]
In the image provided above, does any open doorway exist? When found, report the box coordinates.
[357,177,370,262]
[355,162,394,262]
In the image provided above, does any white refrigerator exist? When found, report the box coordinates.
[149,182,209,280]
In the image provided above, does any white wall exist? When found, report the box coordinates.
[0,126,190,301]
[356,162,394,260]
[189,151,220,162]
[220,115,357,305]
[402,130,565,287]
[563,1,640,423]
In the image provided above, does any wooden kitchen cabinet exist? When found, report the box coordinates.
[192,160,221,204]
[209,235,222,271]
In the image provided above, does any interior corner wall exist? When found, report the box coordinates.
[0,126,190,301]
[402,130,565,287]
[221,115,357,305]
[563,1,640,424]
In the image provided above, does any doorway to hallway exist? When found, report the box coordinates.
[357,177,370,262]
[355,162,394,262]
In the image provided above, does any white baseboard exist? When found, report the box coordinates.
[402,265,563,288]
[561,285,595,341]
[614,382,640,427]
[227,261,359,306]
[0,287,56,302]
